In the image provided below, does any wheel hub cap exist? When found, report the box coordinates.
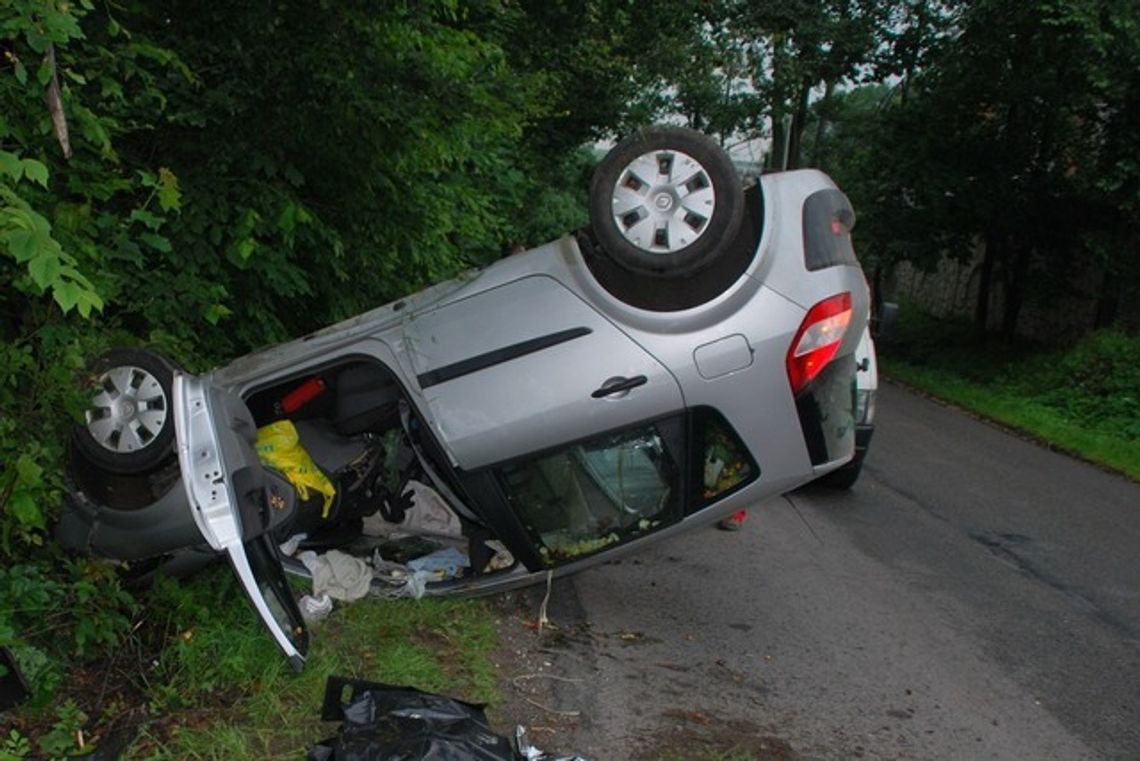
[611,148,717,255]
[85,365,168,454]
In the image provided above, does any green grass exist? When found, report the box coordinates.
[881,307,1140,481]
[124,568,499,760]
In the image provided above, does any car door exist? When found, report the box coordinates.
[402,274,692,568]
[403,274,685,469]
[173,373,309,668]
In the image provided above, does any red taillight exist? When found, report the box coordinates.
[786,292,853,395]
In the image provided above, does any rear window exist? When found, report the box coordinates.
[802,189,857,271]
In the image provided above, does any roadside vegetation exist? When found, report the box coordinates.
[882,308,1140,480]
[2,0,1138,756]
[4,566,498,759]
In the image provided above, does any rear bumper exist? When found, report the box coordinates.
[794,354,858,467]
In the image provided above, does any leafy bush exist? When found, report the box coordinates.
[0,0,599,717]
[1030,331,1140,441]
[884,304,1140,449]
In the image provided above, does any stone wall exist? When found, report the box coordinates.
[886,245,1136,344]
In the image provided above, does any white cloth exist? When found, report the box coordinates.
[400,480,463,537]
[298,549,372,602]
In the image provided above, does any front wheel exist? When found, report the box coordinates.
[589,126,744,278]
[73,347,179,475]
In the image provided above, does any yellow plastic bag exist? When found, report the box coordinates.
[256,420,336,518]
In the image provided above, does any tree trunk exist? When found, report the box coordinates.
[786,80,811,170]
[811,79,835,168]
[767,36,788,171]
[975,235,998,334]
[1001,244,1031,339]
[1093,267,1121,329]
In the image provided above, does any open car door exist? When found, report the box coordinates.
[173,374,309,669]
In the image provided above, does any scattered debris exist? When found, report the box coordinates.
[299,593,334,623]
[537,570,554,633]
[307,676,589,760]
[298,550,372,602]
[406,546,470,581]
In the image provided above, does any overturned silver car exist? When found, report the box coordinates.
[59,127,870,667]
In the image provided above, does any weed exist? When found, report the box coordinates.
[0,730,31,761]
[882,307,1140,479]
[34,701,89,759]
[123,568,498,759]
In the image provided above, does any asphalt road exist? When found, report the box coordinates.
[520,381,1140,760]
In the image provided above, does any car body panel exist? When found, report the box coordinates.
[854,327,878,447]
[856,328,879,405]
[174,374,308,665]
[60,165,873,664]
[403,274,685,469]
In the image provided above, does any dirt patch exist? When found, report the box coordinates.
[640,711,799,761]
[483,585,798,761]
[485,588,590,755]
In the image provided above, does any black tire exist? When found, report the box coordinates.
[73,347,179,475]
[589,126,744,278]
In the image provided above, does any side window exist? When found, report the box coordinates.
[690,408,758,512]
[496,418,683,566]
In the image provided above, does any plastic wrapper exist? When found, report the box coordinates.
[256,419,337,517]
[514,727,589,761]
[406,546,470,581]
[299,593,334,623]
[307,676,590,761]
[307,676,514,760]
[400,480,463,537]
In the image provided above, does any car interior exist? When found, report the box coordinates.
[239,359,516,584]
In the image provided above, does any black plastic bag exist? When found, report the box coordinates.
[307,676,514,761]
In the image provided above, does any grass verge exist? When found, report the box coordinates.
[881,308,1139,481]
[884,358,1140,480]
[131,570,499,760]
[4,566,500,760]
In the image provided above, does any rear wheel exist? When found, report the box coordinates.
[589,126,743,278]
[74,348,178,474]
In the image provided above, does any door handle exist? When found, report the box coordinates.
[591,375,648,398]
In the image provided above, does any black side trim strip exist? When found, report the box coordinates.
[417,327,592,389]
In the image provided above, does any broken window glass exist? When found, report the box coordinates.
[497,421,682,565]
[691,408,757,511]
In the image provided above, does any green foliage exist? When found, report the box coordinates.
[1029,331,1140,440]
[35,701,89,759]
[1,729,31,761]
[134,568,498,759]
[817,0,1140,336]
[884,306,1140,478]
[0,557,137,706]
